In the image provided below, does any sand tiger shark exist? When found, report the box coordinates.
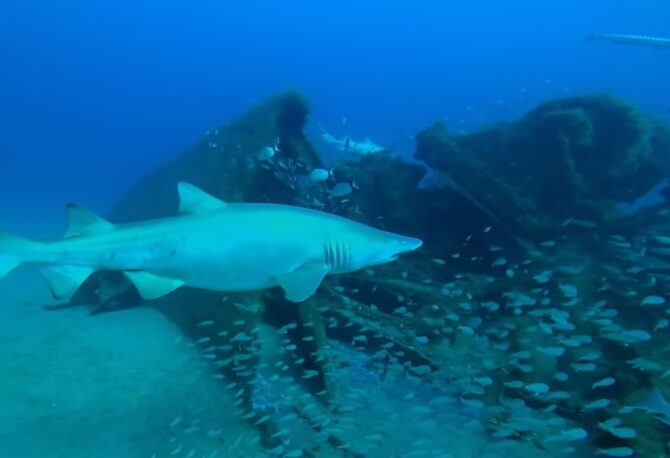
[318,125,386,155]
[0,182,422,302]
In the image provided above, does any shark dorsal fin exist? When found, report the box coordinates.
[65,204,115,237]
[177,182,227,214]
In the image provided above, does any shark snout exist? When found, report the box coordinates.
[398,235,423,252]
[390,235,423,256]
[356,230,423,269]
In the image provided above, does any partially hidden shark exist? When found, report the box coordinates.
[0,182,422,302]
[318,125,386,155]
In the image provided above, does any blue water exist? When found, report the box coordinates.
[1,0,669,235]
[3,3,670,457]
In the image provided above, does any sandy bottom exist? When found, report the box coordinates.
[0,269,547,458]
[0,268,262,458]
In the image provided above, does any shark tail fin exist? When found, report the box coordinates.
[0,228,95,300]
[0,230,31,280]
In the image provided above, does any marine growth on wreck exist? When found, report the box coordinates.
[13,91,665,457]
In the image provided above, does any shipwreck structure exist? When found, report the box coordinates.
[52,91,670,456]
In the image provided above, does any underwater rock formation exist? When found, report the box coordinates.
[416,94,670,239]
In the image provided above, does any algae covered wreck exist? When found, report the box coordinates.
[49,91,670,457]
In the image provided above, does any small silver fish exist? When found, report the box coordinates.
[654,319,669,332]
[491,257,507,267]
[552,372,569,382]
[330,182,352,197]
[596,447,634,457]
[572,362,597,372]
[592,377,616,389]
[641,295,665,306]
[257,146,276,160]
[628,357,662,371]
[584,398,610,409]
[608,427,636,439]
[308,168,330,182]
[538,346,566,357]
[524,382,550,394]
[544,427,588,442]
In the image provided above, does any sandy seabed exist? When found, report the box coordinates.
[0,268,263,458]
[0,268,547,458]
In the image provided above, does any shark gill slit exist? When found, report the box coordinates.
[322,243,330,269]
[322,241,351,271]
[336,242,342,270]
[324,242,335,270]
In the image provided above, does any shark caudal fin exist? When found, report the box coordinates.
[0,228,94,300]
[0,230,33,280]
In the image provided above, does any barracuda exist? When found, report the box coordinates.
[590,33,670,49]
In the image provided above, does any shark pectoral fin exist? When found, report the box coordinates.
[177,182,227,214]
[276,263,328,302]
[39,265,95,300]
[65,204,115,237]
[124,271,184,300]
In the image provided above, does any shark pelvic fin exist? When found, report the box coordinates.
[39,265,95,300]
[124,271,184,300]
[276,262,328,302]
[65,204,115,237]
[177,182,227,214]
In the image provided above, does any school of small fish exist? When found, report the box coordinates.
[152,130,670,457]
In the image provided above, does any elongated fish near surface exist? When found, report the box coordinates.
[0,182,422,302]
[590,33,670,49]
[318,124,385,155]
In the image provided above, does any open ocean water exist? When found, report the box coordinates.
[2,1,670,457]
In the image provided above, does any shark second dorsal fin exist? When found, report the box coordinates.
[177,182,227,214]
[65,204,115,237]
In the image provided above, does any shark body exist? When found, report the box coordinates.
[318,125,386,155]
[0,182,422,302]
